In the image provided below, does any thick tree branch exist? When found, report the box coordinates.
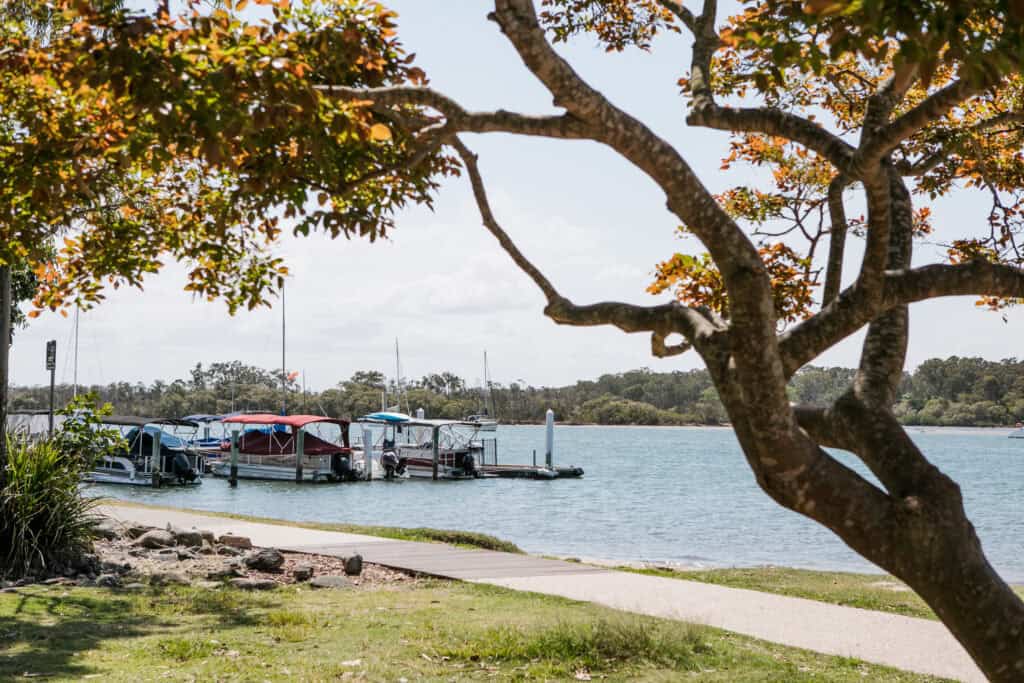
[854,76,993,171]
[823,175,850,304]
[451,136,717,348]
[780,260,1024,376]
[657,0,696,32]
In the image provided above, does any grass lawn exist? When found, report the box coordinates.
[625,565,1024,621]
[0,579,950,682]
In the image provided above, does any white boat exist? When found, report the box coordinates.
[1010,423,1024,439]
[357,413,485,480]
[209,413,360,482]
[464,414,498,432]
[82,417,205,487]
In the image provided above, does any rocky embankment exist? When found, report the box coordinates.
[1,517,417,592]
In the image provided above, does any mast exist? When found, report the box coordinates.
[281,283,286,414]
[72,308,79,398]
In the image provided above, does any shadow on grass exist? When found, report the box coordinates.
[0,584,281,678]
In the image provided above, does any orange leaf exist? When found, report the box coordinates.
[369,123,392,141]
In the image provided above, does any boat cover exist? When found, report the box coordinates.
[237,429,349,455]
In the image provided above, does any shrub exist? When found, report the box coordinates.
[0,436,97,580]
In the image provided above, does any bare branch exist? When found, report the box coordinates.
[451,136,717,347]
[657,0,696,32]
[317,84,592,140]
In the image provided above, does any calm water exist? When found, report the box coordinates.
[94,425,1024,581]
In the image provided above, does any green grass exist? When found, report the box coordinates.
[623,565,1024,621]
[0,579,949,681]
[103,499,522,553]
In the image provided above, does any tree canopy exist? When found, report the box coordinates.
[1,0,453,313]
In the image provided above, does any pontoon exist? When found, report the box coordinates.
[209,414,358,482]
[84,416,204,487]
[357,413,486,480]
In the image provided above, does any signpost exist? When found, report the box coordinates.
[45,340,56,435]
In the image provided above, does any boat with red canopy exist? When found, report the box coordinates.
[209,414,358,482]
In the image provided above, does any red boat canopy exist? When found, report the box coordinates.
[222,414,349,429]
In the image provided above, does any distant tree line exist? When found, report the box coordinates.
[8,357,1024,427]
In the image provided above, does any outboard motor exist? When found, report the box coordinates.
[171,453,199,483]
[460,453,476,477]
[331,453,355,481]
[381,451,401,480]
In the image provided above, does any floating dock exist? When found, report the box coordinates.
[478,464,584,480]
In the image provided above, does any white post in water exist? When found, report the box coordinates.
[151,429,163,488]
[415,407,425,419]
[545,408,554,469]
[362,425,374,481]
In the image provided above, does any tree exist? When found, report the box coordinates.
[312,1,1024,677]
[0,0,453,467]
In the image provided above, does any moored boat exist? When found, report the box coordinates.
[357,413,484,480]
[83,416,205,487]
[1010,422,1024,439]
[209,414,359,482]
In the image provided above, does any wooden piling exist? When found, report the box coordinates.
[295,428,305,483]
[229,428,239,487]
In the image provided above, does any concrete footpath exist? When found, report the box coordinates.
[99,504,984,682]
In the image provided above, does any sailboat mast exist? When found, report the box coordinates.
[281,283,286,414]
[72,308,79,398]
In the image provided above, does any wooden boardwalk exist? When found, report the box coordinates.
[99,504,984,682]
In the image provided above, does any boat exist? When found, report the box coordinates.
[209,414,359,482]
[464,351,499,431]
[1010,422,1024,439]
[84,416,205,487]
[358,413,485,480]
[464,414,498,432]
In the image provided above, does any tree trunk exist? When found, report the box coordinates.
[0,264,10,481]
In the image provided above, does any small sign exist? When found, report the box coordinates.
[45,340,56,371]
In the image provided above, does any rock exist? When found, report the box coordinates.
[216,545,242,557]
[176,549,198,561]
[100,559,132,575]
[93,518,124,540]
[218,534,252,550]
[198,530,216,544]
[122,582,147,591]
[148,571,190,586]
[72,553,101,575]
[167,525,203,548]
[133,529,175,550]
[292,564,314,582]
[95,573,122,588]
[194,580,222,590]
[126,524,154,539]
[229,577,278,591]
[244,548,285,572]
[309,575,350,589]
[199,541,215,555]
[343,554,363,577]
[206,564,244,580]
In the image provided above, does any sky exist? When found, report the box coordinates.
[9,1,1023,392]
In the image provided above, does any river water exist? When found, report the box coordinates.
[93,425,1024,581]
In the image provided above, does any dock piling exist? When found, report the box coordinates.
[151,430,162,487]
[229,428,239,487]
[545,409,554,469]
[361,425,373,481]
[432,426,439,481]
[295,428,305,483]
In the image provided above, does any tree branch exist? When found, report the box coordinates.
[657,0,696,33]
[823,175,850,304]
[451,136,717,347]
[316,84,592,140]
